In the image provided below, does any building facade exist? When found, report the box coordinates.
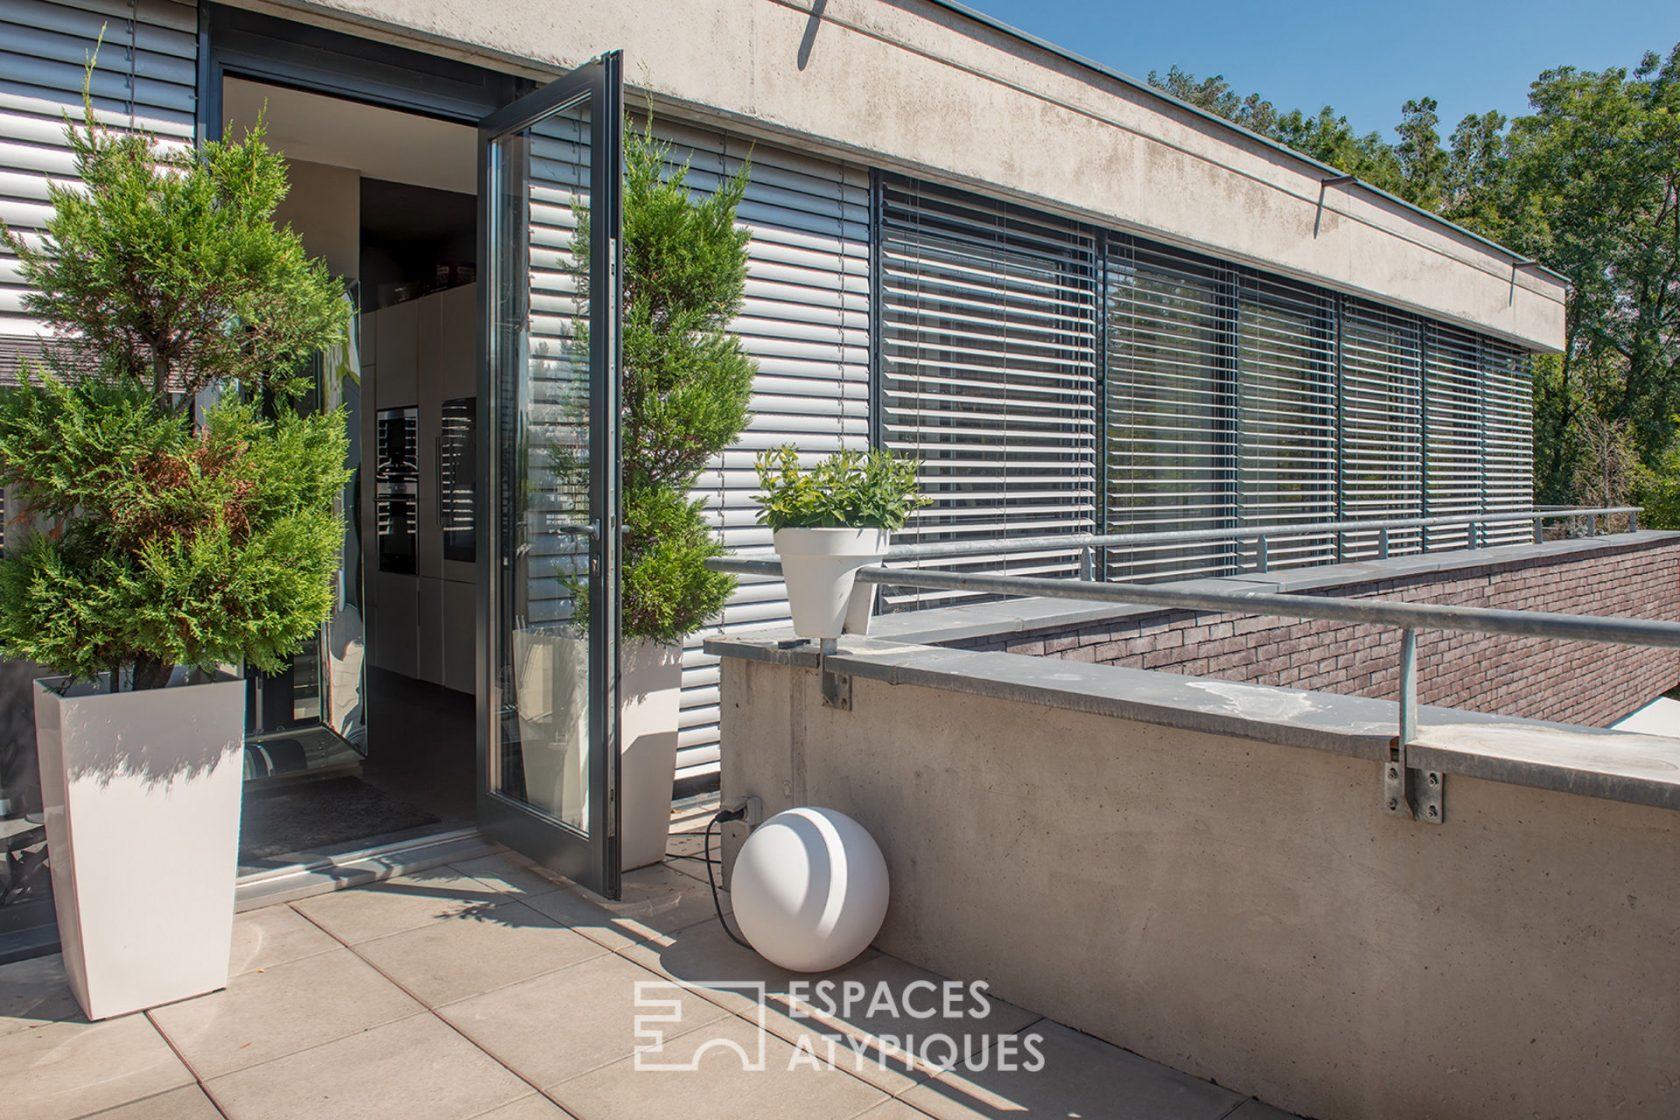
[0,0,1564,942]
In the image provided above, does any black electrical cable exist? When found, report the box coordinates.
[705,809,752,949]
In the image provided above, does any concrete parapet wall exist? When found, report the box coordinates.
[718,652,1680,1120]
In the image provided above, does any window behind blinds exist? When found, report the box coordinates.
[1104,237,1235,581]
[1423,322,1485,550]
[657,121,870,781]
[0,0,198,349]
[1338,298,1425,557]
[1235,272,1337,569]
[875,175,1100,608]
[1481,339,1534,544]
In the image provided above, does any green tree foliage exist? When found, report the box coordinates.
[1151,46,1680,517]
[0,94,349,690]
[570,119,756,644]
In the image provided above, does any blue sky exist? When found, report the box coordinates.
[956,0,1680,139]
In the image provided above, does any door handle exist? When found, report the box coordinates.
[552,521,599,540]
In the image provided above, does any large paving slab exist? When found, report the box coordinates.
[521,862,720,953]
[227,902,339,975]
[900,1019,1246,1120]
[548,1013,889,1120]
[0,1011,193,1120]
[437,951,729,1089]
[203,1011,531,1120]
[149,946,423,1078]
[289,865,516,943]
[0,952,80,1037]
[351,897,607,1007]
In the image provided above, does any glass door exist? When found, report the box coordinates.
[477,53,622,897]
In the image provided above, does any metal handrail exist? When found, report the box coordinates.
[706,513,1676,823]
[884,506,1643,563]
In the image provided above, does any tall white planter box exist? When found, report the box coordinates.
[511,631,679,871]
[620,639,681,871]
[34,672,245,1021]
[773,527,890,641]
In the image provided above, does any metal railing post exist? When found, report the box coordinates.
[1378,525,1390,559]
[1588,513,1599,537]
[1256,536,1269,574]
[1630,510,1640,533]
[1398,627,1418,745]
[1079,545,1095,582]
[1533,516,1544,544]
[1385,627,1437,822]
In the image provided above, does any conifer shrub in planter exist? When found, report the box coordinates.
[755,446,927,640]
[553,119,755,867]
[0,97,347,1018]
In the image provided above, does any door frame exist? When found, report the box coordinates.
[475,53,624,897]
[202,8,626,897]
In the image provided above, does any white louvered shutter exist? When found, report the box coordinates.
[1337,298,1424,557]
[1104,237,1235,581]
[1481,339,1533,544]
[1,0,197,361]
[1423,322,1485,550]
[1235,271,1337,568]
[650,120,870,782]
[876,176,1100,608]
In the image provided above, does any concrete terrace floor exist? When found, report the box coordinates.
[2,806,1298,1120]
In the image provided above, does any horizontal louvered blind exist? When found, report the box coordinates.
[1104,236,1235,581]
[876,175,1099,608]
[654,121,869,781]
[516,109,591,628]
[1338,297,1424,557]
[1481,339,1533,544]
[0,0,197,341]
[1423,322,1484,550]
[1235,271,1337,569]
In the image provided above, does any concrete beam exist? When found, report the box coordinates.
[250,0,1567,349]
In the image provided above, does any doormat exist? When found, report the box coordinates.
[240,776,440,865]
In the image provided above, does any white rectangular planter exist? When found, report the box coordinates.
[620,639,681,871]
[34,672,246,1021]
[511,632,679,870]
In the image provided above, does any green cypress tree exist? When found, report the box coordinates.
[0,90,350,691]
[569,119,756,644]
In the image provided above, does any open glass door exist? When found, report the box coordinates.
[477,53,622,897]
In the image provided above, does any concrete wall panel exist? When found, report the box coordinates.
[720,653,1680,1119]
[252,0,1567,349]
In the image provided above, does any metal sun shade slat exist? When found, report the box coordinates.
[876,175,1100,610]
[662,123,870,775]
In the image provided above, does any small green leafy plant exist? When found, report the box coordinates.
[754,446,929,532]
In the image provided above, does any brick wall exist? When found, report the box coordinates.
[957,537,1680,727]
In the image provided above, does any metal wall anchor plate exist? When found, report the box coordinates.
[820,667,851,711]
[1383,742,1444,824]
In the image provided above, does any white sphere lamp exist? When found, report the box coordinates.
[730,807,889,972]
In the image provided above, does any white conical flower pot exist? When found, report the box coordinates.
[773,527,890,641]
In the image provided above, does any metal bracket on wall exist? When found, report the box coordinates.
[1314,174,1357,238]
[818,638,852,712]
[1383,740,1445,824]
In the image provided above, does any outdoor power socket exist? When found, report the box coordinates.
[721,794,763,829]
